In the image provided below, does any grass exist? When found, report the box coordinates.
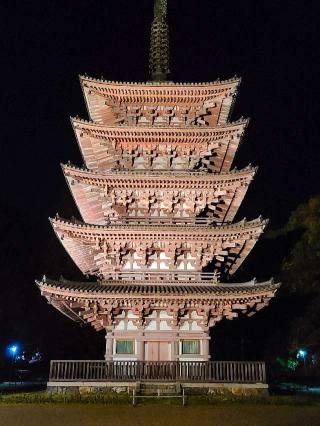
[0,392,131,405]
[1,391,320,407]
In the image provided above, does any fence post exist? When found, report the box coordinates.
[49,360,54,380]
[261,362,266,383]
[182,388,186,406]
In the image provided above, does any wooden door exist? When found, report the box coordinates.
[159,342,170,361]
[145,342,171,361]
[146,342,159,361]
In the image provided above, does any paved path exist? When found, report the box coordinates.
[0,404,320,426]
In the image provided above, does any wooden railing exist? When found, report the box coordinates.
[106,217,220,226]
[49,361,266,384]
[103,271,218,281]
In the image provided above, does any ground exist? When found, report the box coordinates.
[0,404,320,426]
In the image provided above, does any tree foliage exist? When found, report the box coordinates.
[278,195,320,353]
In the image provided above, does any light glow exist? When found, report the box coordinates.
[297,349,307,359]
[8,345,18,356]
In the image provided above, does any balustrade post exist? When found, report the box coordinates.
[49,360,54,380]
[261,362,266,383]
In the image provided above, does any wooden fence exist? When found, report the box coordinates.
[49,361,266,383]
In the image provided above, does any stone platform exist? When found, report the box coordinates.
[47,380,269,397]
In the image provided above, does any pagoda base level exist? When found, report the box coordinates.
[105,330,210,362]
[47,381,269,397]
[48,360,267,397]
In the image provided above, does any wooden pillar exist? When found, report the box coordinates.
[105,331,114,360]
[137,334,145,361]
[202,336,210,361]
[172,340,179,360]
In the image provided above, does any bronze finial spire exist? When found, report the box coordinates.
[149,0,170,81]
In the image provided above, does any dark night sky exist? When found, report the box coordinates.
[0,0,319,361]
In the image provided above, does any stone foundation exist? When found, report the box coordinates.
[47,381,268,397]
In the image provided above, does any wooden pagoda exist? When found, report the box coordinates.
[37,0,278,362]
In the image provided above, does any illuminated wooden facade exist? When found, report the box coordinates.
[37,0,278,362]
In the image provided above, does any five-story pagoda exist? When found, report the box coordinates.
[37,0,278,362]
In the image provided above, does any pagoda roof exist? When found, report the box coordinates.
[79,75,240,125]
[63,163,256,225]
[36,276,279,329]
[50,217,267,278]
[71,117,248,173]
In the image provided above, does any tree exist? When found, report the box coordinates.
[277,195,320,355]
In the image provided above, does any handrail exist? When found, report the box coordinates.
[104,217,221,226]
[49,361,266,384]
[102,271,219,281]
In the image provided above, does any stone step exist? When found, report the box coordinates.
[140,389,180,396]
[138,382,181,396]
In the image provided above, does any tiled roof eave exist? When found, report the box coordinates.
[50,216,268,233]
[79,74,241,88]
[36,278,280,299]
[62,163,257,182]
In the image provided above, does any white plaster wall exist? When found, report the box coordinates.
[160,261,169,269]
[114,320,125,330]
[160,252,170,260]
[159,310,171,319]
[159,321,172,330]
[123,261,131,270]
[112,357,138,361]
[127,320,138,331]
[191,321,202,331]
[179,322,190,331]
[145,320,157,331]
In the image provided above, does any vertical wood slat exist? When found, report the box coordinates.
[55,362,60,381]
